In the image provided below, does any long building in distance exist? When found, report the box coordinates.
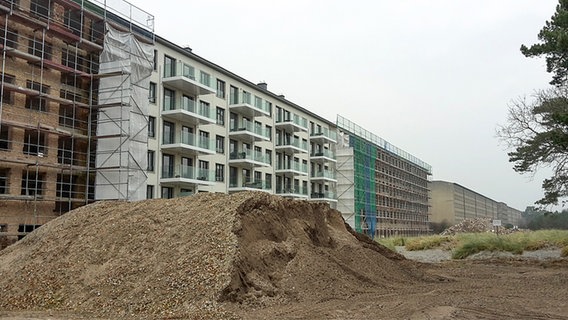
[429,180,522,230]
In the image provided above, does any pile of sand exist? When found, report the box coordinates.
[0,192,429,319]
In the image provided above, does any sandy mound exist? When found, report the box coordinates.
[0,192,429,319]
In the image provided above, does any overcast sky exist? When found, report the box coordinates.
[126,0,559,211]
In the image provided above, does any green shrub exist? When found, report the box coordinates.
[452,233,524,259]
[405,235,451,251]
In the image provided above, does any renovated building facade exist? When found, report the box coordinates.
[145,37,338,203]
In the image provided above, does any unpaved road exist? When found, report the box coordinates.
[2,258,567,319]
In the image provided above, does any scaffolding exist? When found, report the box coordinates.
[336,115,431,238]
[0,0,154,245]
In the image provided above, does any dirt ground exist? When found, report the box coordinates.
[1,192,567,320]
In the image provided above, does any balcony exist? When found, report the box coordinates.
[275,113,308,132]
[160,165,217,187]
[275,185,309,198]
[229,122,271,142]
[162,98,215,125]
[229,150,271,167]
[309,191,337,202]
[310,128,337,144]
[275,162,308,176]
[228,92,270,117]
[310,170,337,182]
[162,61,216,96]
[275,137,308,154]
[228,179,272,193]
[161,132,216,155]
[310,149,336,163]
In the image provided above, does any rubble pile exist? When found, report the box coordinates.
[441,218,492,236]
[0,192,429,319]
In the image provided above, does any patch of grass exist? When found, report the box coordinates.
[452,233,524,259]
[375,230,568,259]
[405,235,452,251]
[377,236,406,251]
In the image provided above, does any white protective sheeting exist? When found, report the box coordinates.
[95,24,153,201]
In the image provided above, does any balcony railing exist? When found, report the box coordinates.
[161,165,215,182]
[162,61,215,95]
[178,132,215,152]
[229,179,271,190]
[277,162,308,173]
[310,191,337,199]
[311,149,335,159]
[310,128,337,142]
[276,137,308,151]
[311,170,336,180]
[229,91,271,114]
[230,121,271,140]
[229,149,271,165]
[276,185,308,195]
[276,113,308,129]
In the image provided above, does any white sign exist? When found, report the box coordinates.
[493,220,502,227]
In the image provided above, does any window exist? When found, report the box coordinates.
[265,173,272,189]
[215,163,224,182]
[153,49,158,71]
[64,9,82,36]
[30,0,50,17]
[149,82,156,103]
[58,137,73,164]
[229,85,238,104]
[148,116,156,138]
[216,79,225,99]
[229,112,238,130]
[21,171,45,196]
[26,80,49,111]
[147,150,155,171]
[163,88,175,111]
[61,49,83,71]
[266,125,272,140]
[199,130,209,141]
[28,38,52,60]
[266,149,272,165]
[90,20,104,43]
[163,121,174,144]
[216,107,225,126]
[0,125,10,150]
[200,71,211,87]
[0,26,18,48]
[1,74,15,104]
[199,100,210,116]
[161,186,173,199]
[58,105,75,128]
[146,185,154,199]
[266,101,272,116]
[162,154,174,178]
[0,168,9,194]
[164,55,175,78]
[254,171,262,182]
[216,135,225,154]
[56,174,76,198]
[23,130,46,156]
[199,160,209,170]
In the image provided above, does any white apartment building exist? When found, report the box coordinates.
[145,36,338,205]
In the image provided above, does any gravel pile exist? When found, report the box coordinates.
[0,192,428,319]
